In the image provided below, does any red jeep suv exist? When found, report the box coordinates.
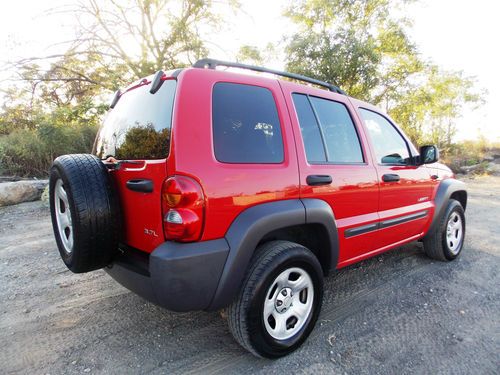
[49,59,467,358]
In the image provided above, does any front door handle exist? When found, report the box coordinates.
[382,174,400,183]
[306,175,332,186]
[126,179,153,193]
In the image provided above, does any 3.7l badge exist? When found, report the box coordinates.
[144,228,159,237]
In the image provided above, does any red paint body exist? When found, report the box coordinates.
[107,68,453,267]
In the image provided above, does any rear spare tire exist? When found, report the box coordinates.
[49,154,119,273]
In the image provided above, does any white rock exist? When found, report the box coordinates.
[486,162,500,176]
[0,180,48,207]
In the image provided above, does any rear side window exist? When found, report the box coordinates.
[212,83,284,163]
[292,94,364,163]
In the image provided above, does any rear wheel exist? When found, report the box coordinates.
[49,154,119,273]
[423,199,465,261]
[227,241,323,358]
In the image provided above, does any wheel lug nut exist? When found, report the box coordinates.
[277,300,283,306]
[282,290,287,296]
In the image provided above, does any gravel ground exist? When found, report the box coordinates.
[1,176,499,374]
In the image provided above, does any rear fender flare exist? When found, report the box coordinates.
[208,199,338,310]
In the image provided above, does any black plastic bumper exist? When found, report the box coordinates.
[105,239,229,312]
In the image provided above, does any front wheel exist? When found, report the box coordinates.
[227,241,324,358]
[423,199,466,261]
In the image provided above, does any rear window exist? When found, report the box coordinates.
[93,79,176,160]
[212,82,284,163]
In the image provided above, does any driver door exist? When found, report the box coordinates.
[357,108,434,248]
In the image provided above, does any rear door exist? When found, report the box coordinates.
[281,82,379,267]
[93,76,177,253]
[356,107,434,248]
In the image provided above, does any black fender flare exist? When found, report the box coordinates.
[426,179,467,237]
[208,198,339,310]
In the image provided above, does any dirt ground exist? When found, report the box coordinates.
[1,176,499,375]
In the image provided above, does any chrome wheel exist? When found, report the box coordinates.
[263,267,314,340]
[54,179,73,254]
[446,212,463,255]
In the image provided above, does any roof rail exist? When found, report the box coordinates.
[192,58,346,95]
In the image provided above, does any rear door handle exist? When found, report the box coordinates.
[306,175,332,186]
[382,174,400,182]
[126,179,153,193]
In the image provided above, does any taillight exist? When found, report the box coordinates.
[161,176,205,242]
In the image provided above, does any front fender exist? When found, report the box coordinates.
[426,179,467,237]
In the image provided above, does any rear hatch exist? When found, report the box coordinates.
[93,75,177,253]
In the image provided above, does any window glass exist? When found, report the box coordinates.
[359,109,410,165]
[309,97,364,163]
[94,79,176,160]
[292,94,326,162]
[212,83,284,163]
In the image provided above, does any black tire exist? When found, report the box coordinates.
[227,240,323,358]
[49,154,119,273]
[423,199,465,261]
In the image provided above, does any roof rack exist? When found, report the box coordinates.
[192,58,346,95]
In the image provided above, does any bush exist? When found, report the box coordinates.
[0,123,98,177]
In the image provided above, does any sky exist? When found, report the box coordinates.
[1,0,499,142]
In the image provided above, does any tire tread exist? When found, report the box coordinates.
[227,240,316,357]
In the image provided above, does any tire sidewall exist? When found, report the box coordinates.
[49,164,78,267]
[441,200,466,260]
[246,248,323,358]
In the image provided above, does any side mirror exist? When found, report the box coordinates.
[419,145,439,165]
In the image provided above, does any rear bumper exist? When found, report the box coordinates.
[105,239,229,312]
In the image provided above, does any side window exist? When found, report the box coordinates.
[292,94,364,164]
[292,94,327,162]
[212,82,284,163]
[359,109,410,165]
[310,97,364,163]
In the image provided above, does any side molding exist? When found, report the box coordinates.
[426,179,467,237]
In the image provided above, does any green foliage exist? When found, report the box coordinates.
[237,45,265,65]
[0,0,486,177]
[116,126,170,160]
[283,0,483,148]
[1,0,239,177]
[284,0,415,100]
[388,67,483,150]
[285,29,380,100]
[69,0,240,81]
[0,122,98,177]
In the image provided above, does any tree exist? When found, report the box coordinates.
[1,0,239,176]
[282,0,483,147]
[69,0,239,81]
[284,0,420,101]
[236,45,264,65]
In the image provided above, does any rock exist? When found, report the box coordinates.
[0,180,48,207]
[459,164,481,174]
[41,185,50,207]
[486,162,500,176]
[0,176,21,183]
